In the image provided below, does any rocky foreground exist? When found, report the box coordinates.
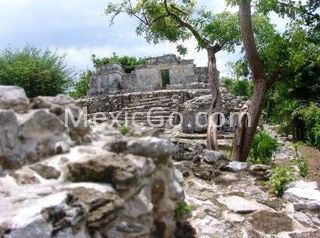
[0,86,319,238]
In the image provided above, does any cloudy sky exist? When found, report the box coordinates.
[0,0,243,76]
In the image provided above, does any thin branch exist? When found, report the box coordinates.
[163,0,209,47]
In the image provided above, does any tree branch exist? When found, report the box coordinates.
[239,0,267,83]
[163,0,209,47]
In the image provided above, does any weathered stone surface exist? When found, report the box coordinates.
[223,161,248,172]
[67,154,138,191]
[105,137,177,163]
[18,110,65,140]
[4,218,53,238]
[217,196,268,214]
[249,211,294,234]
[29,164,61,179]
[289,230,320,238]
[203,150,227,164]
[284,181,320,212]
[31,94,75,109]
[0,86,29,112]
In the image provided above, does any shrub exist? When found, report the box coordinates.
[221,78,253,97]
[296,156,309,177]
[0,46,73,98]
[69,70,92,99]
[174,201,191,221]
[119,125,131,135]
[92,54,146,73]
[231,80,253,97]
[249,131,279,165]
[297,104,320,149]
[268,166,295,197]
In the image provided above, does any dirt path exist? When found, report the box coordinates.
[298,145,320,183]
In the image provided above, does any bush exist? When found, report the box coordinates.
[231,80,253,97]
[249,131,279,165]
[221,78,253,97]
[92,54,146,73]
[174,201,191,221]
[297,103,320,149]
[0,46,73,98]
[268,166,295,197]
[69,70,92,99]
[296,156,309,177]
[119,125,131,135]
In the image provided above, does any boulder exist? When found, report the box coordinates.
[0,86,29,112]
[18,110,65,140]
[203,150,227,164]
[104,137,177,163]
[217,196,268,214]
[31,94,75,109]
[284,181,320,212]
[0,110,20,167]
[222,161,248,172]
[4,218,53,238]
[67,154,139,191]
[29,164,61,179]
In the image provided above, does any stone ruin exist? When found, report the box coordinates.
[1,85,320,237]
[88,54,209,96]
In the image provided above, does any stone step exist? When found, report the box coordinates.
[123,102,174,111]
[169,138,232,150]
[127,98,173,107]
[173,133,234,140]
[122,105,173,112]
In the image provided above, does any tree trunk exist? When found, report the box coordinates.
[207,46,222,150]
[231,0,268,161]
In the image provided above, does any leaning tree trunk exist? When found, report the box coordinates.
[231,0,269,161]
[207,46,222,150]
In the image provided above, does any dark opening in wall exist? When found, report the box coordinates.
[161,69,170,88]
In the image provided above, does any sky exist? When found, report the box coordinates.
[0,0,253,77]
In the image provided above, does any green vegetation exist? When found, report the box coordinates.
[119,125,131,135]
[296,104,320,149]
[0,46,73,98]
[222,78,253,97]
[296,156,309,177]
[268,166,295,197]
[174,201,191,221]
[69,70,92,99]
[91,54,146,73]
[249,132,279,165]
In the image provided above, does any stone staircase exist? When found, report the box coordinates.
[83,87,247,150]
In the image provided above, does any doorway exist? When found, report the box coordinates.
[161,69,170,88]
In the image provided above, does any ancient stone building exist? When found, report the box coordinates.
[88,54,209,96]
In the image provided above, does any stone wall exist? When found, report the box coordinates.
[0,85,184,238]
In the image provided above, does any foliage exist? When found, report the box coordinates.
[296,104,320,149]
[0,46,73,98]
[174,201,191,221]
[105,0,245,54]
[296,156,309,177]
[268,99,299,134]
[92,54,146,73]
[268,166,295,197]
[222,78,253,97]
[69,70,92,99]
[249,131,279,165]
[231,80,253,97]
[119,125,131,135]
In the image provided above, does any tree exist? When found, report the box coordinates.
[0,46,73,98]
[228,0,320,161]
[106,0,241,150]
[69,70,92,99]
